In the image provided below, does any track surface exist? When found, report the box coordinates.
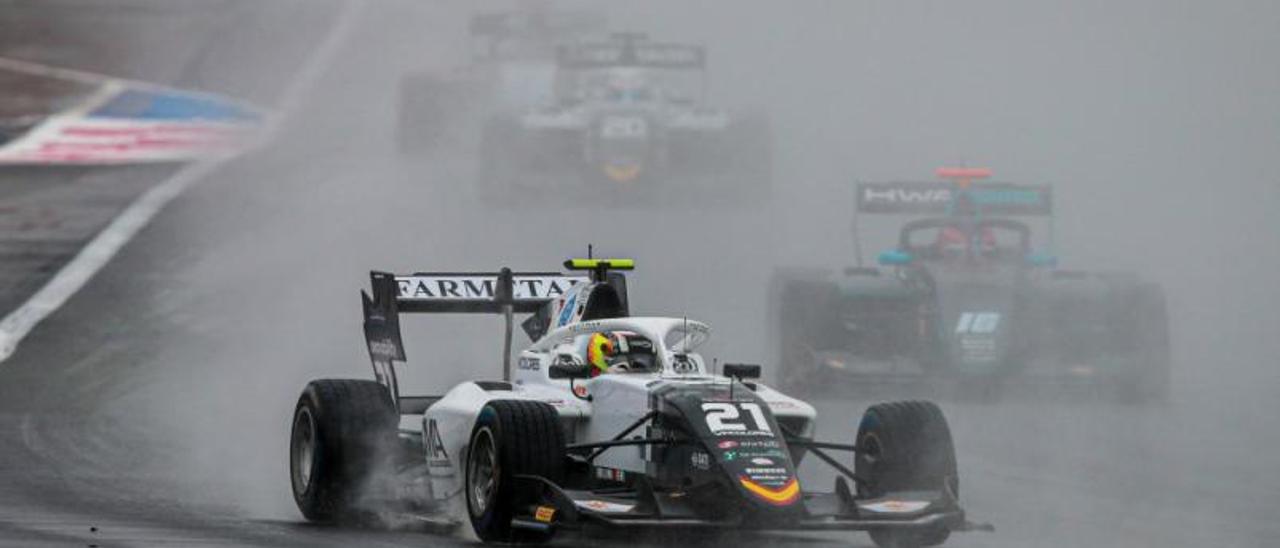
[1,2,1278,547]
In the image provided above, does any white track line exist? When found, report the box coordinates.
[0,0,368,362]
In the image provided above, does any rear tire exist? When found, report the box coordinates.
[477,117,520,204]
[398,75,440,155]
[856,401,957,548]
[290,380,398,524]
[1119,283,1171,404]
[465,400,565,543]
[775,279,832,397]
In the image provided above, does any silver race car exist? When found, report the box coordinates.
[397,9,605,154]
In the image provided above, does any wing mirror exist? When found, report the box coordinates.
[1025,252,1058,268]
[722,363,762,381]
[549,361,593,380]
[877,249,914,266]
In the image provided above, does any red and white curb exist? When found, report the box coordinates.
[0,0,368,362]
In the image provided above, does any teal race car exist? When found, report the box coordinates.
[772,168,1170,403]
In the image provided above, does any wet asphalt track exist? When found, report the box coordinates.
[1,2,1279,547]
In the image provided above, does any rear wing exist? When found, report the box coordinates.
[468,11,605,63]
[361,264,628,410]
[557,41,706,70]
[856,182,1053,216]
[849,169,1054,267]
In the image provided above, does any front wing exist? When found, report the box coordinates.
[512,475,991,535]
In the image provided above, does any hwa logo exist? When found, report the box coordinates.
[862,187,952,205]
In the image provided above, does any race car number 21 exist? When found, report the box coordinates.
[702,402,772,435]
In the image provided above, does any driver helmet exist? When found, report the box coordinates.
[978,227,998,254]
[935,225,998,259]
[585,332,619,376]
[606,69,653,103]
[935,226,968,258]
[583,331,655,376]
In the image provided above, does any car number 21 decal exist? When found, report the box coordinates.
[702,402,773,436]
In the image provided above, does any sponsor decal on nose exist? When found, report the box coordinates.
[534,506,556,523]
[738,476,800,506]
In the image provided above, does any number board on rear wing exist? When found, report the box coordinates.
[857,182,1053,216]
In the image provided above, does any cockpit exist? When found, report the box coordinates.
[899,218,1032,264]
[535,317,712,378]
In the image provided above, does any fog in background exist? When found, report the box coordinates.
[5,1,1278,547]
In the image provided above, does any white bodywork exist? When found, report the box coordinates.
[414,316,816,503]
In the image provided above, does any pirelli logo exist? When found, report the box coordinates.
[394,275,587,301]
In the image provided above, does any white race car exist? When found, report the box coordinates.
[477,34,772,198]
[288,259,989,547]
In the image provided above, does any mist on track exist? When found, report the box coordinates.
[8,1,1277,547]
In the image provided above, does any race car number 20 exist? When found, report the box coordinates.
[601,116,647,139]
[702,402,772,436]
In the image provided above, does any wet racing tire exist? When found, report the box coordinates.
[477,117,520,204]
[290,380,398,524]
[1119,282,1171,404]
[856,401,958,548]
[774,277,837,396]
[465,400,566,543]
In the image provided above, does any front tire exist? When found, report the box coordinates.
[465,400,565,543]
[856,401,957,548]
[290,380,398,524]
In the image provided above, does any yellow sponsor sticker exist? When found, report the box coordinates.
[603,162,642,182]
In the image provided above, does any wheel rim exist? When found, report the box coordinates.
[861,432,883,465]
[467,427,499,518]
[291,407,317,494]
